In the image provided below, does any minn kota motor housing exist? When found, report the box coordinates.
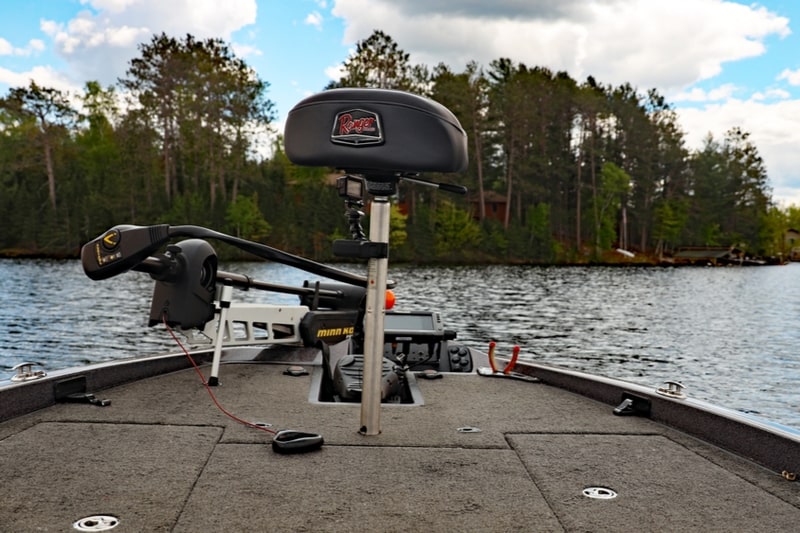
[147,239,218,330]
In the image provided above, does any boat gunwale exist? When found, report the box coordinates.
[502,358,800,475]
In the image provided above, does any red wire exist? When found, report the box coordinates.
[163,315,277,435]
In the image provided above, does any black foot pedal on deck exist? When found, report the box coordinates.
[271,430,324,453]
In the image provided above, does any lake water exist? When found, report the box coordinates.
[2,258,799,428]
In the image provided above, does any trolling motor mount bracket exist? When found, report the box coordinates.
[332,240,388,259]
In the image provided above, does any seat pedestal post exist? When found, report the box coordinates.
[359,196,390,436]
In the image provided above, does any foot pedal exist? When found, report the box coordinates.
[271,430,324,453]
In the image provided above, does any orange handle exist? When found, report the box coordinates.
[488,341,497,373]
[503,345,520,374]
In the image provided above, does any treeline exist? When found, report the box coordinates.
[1,30,799,263]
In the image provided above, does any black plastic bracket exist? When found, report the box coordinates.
[332,239,388,259]
[63,393,112,407]
[613,392,651,417]
[54,376,111,407]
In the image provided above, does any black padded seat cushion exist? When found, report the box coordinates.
[284,88,468,174]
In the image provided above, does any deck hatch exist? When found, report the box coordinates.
[0,422,222,531]
[507,433,800,531]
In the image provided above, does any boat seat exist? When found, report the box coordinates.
[284,88,468,175]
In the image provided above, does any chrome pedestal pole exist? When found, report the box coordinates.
[359,196,390,435]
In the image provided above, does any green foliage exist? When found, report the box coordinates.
[225,193,271,241]
[525,203,556,261]
[1,80,79,212]
[433,200,482,259]
[326,30,427,93]
[760,205,787,257]
[590,162,631,250]
[786,205,800,227]
[119,33,274,208]
[0,30,788,263]
[162,193,208,225]
[481,220,510,258]
[390,204,408,248]
[653,198,688,251]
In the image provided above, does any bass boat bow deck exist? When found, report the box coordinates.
[1,89,799,532]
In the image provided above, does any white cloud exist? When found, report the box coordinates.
[29,39,46,53]
[0,65,79,95]
[0,37,47,57]
[38,0,258,86]
[305,11,324,30]
[39,20,60,37]
[232,43,263,59]
[81,0,140,13]
[331,0,788,92]
[751,88,790,101]
[673,83,739,103]
[676,97,800,205]
[324,62,345,82]
[777,68,800,86]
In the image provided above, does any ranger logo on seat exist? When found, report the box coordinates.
[331,109,383,146]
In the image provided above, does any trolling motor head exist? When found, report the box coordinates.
[81,224,171,280]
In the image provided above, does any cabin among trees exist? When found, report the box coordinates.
[786,229,800,261]
[469,191,508,224]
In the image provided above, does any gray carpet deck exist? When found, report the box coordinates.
[2,362,798,531]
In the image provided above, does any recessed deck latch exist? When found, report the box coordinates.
[55,376,111,407]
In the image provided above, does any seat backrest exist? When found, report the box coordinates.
[284,88,468,174]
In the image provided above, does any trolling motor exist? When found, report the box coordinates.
[80,223,375,386]
[80,88,469,436]
[284,88,469,435]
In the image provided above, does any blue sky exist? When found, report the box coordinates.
[2,0,800,205]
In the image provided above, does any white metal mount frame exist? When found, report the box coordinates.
[200,287,309,385]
